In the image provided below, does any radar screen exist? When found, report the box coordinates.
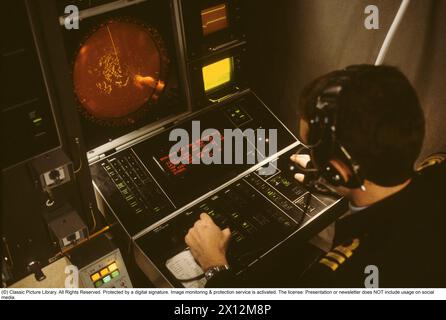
[73,20,168,126]
[58,1,187,150]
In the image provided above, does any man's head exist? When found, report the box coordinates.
[297,65,425,193]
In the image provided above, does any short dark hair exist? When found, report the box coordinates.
[298,65,425,187]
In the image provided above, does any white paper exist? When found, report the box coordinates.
[165,250,207,288]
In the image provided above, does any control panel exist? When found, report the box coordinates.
[69,234,133,289]
[134,149,345,287]
[90,90,297,236]
[78,248,132,289]
[90,90,346,288]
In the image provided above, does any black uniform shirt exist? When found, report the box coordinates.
[207,163,446,288]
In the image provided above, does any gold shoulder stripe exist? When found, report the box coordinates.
[334,246,353,258]
[333,238,361,258]
[326,251,346,264]
[347,238,360,250]
[319,238,361,271]
[319,258,339,271]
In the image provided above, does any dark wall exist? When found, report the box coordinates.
[247,0,446,161]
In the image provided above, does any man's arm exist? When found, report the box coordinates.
[185,213,231,272]
[184,154,313,287]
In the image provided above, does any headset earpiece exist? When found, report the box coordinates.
[304,70,366,191]
[319,161,348,187]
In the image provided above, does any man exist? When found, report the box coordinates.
[185,65,446,288]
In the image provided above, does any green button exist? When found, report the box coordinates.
[103,275,112,283]
[111,270,120,278]
[94,280,103,288]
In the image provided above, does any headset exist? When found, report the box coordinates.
[294,67,366,191]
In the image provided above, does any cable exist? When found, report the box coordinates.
[298,190,313,227]
[73,137,83,174]
[88,203,97,234]
[375,0,411,66]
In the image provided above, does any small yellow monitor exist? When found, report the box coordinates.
[202,57,233,92]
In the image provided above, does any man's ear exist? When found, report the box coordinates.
[329,159,353,183]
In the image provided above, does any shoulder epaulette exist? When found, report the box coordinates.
[319,238,360,271]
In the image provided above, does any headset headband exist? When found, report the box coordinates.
[305,69,366,191]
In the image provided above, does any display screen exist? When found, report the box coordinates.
[132,103,253,206]
[201,3,228,36]
[103,92,297,210]
[157,132,225,177]
[202,57,233,92]
[73,20,168,125]
[60,0,187,151]
[150,125,245,185]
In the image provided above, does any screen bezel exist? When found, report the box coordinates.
[59,0,190,153]
[189,43,248,109]
[200,3,230,37]
[180,0,245,59]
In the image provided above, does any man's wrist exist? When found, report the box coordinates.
[204,264,230,281]
[202,257,228,272]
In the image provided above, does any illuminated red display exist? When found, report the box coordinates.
[158,134,225,176]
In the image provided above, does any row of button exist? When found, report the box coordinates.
[199,200,257,244]
[244,174,305,222]
[225,105,252,127]
[268,173,307,202]
[102,152,170,216]
[90,262,119,282]
[94,269,120,288]
[103,159,146,215]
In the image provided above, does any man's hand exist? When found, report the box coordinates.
[185,213,231,271]
[290,153,311,183]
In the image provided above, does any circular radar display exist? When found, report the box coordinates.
[73,20,169,126]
